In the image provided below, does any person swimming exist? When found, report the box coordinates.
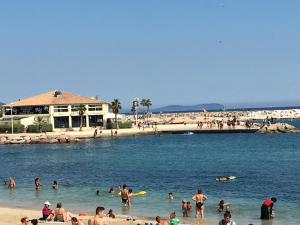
[108,186,114,194]
[8,177,16,189]
[52,181,58,190]
[2,178,8,185]
[218,200,230,212]
[35,178,42,190]
[168,192,174,200]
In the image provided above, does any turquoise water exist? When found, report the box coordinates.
[0,133,300,225]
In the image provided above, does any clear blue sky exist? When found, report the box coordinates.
[1,1,300,109]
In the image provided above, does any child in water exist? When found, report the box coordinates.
[182,200,188,217]
[218,200,231,212]
[170,212,180,225]
[107,209,116,218]
[187,201,192,211]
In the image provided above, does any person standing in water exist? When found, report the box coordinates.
[128,189,133,207]
[35,178,42,190]
[52,180,59,190]
[8,177,16,189]
[260,197,277,220]
[168,192,174,200]
[120,184,129,206]
[192,189,208,219]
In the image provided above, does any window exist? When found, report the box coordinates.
[54,106,68,112]
[71,116,86,128]
[4,106,49,115]
[71,105,79,112]
[88,105,102,111]
[54,116,69,128]
[89,115,103,127]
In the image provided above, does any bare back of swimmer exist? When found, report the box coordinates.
[192,189,208,219]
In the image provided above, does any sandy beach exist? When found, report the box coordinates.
[0,205,220,225]
[0,205,154,225]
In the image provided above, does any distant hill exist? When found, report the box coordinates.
[153,103,224,113]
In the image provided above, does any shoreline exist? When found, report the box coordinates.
[1,108,300,144]
[0,203,283,225]
[0,204,212,225]
[1,122,298,145]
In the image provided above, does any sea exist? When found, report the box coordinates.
[0,120,300,225]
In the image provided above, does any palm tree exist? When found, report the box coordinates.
[78,104,87,131]
[141,98,152,121]
[111,99,121,129]
[145,99,152,115]
[131,98,139,125]
[140,98,147,120]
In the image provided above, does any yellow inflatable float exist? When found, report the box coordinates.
[118,191,147,196]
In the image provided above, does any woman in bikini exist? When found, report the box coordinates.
[54,202,73,222]
[192,189,208,219]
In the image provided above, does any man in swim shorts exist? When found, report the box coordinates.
[120,184,129,206]
[192,189,208,218]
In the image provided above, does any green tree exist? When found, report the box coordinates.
[131,98,139,125]
[140,98,147,120]
[34,116,45,132]
[141,98,152,120]
[145,99,152,115]
[111,99,122,129]
[78,104,87,131]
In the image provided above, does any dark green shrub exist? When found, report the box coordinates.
[118,121,132,129]
[40,123,53,132]
[0,123,24,133]
[106,122,113,129]
[27,123,53,133]
[27,124,40,133]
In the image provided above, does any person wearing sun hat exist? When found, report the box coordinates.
[42,201,54,220]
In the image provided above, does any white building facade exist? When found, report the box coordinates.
[3,90,110,131]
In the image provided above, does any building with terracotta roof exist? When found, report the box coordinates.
[3,90,110,131]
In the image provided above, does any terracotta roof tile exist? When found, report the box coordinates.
[4,91,109,107]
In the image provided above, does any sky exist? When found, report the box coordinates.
[0,0,300,109]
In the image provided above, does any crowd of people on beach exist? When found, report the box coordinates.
[3,178,277,225]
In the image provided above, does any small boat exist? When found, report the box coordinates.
[216,176,236,181]
[183,132,194,135]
